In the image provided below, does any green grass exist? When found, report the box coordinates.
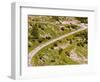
[28,16,82,53]
[28,16,88,66]
[76,46,88,57]
[30,29,87,66]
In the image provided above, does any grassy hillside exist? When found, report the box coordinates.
[28,15,88,66]
[31,29,88,66]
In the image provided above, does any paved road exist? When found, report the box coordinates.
[28,25,87,66]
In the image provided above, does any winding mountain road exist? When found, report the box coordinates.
[28,24,87,66]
